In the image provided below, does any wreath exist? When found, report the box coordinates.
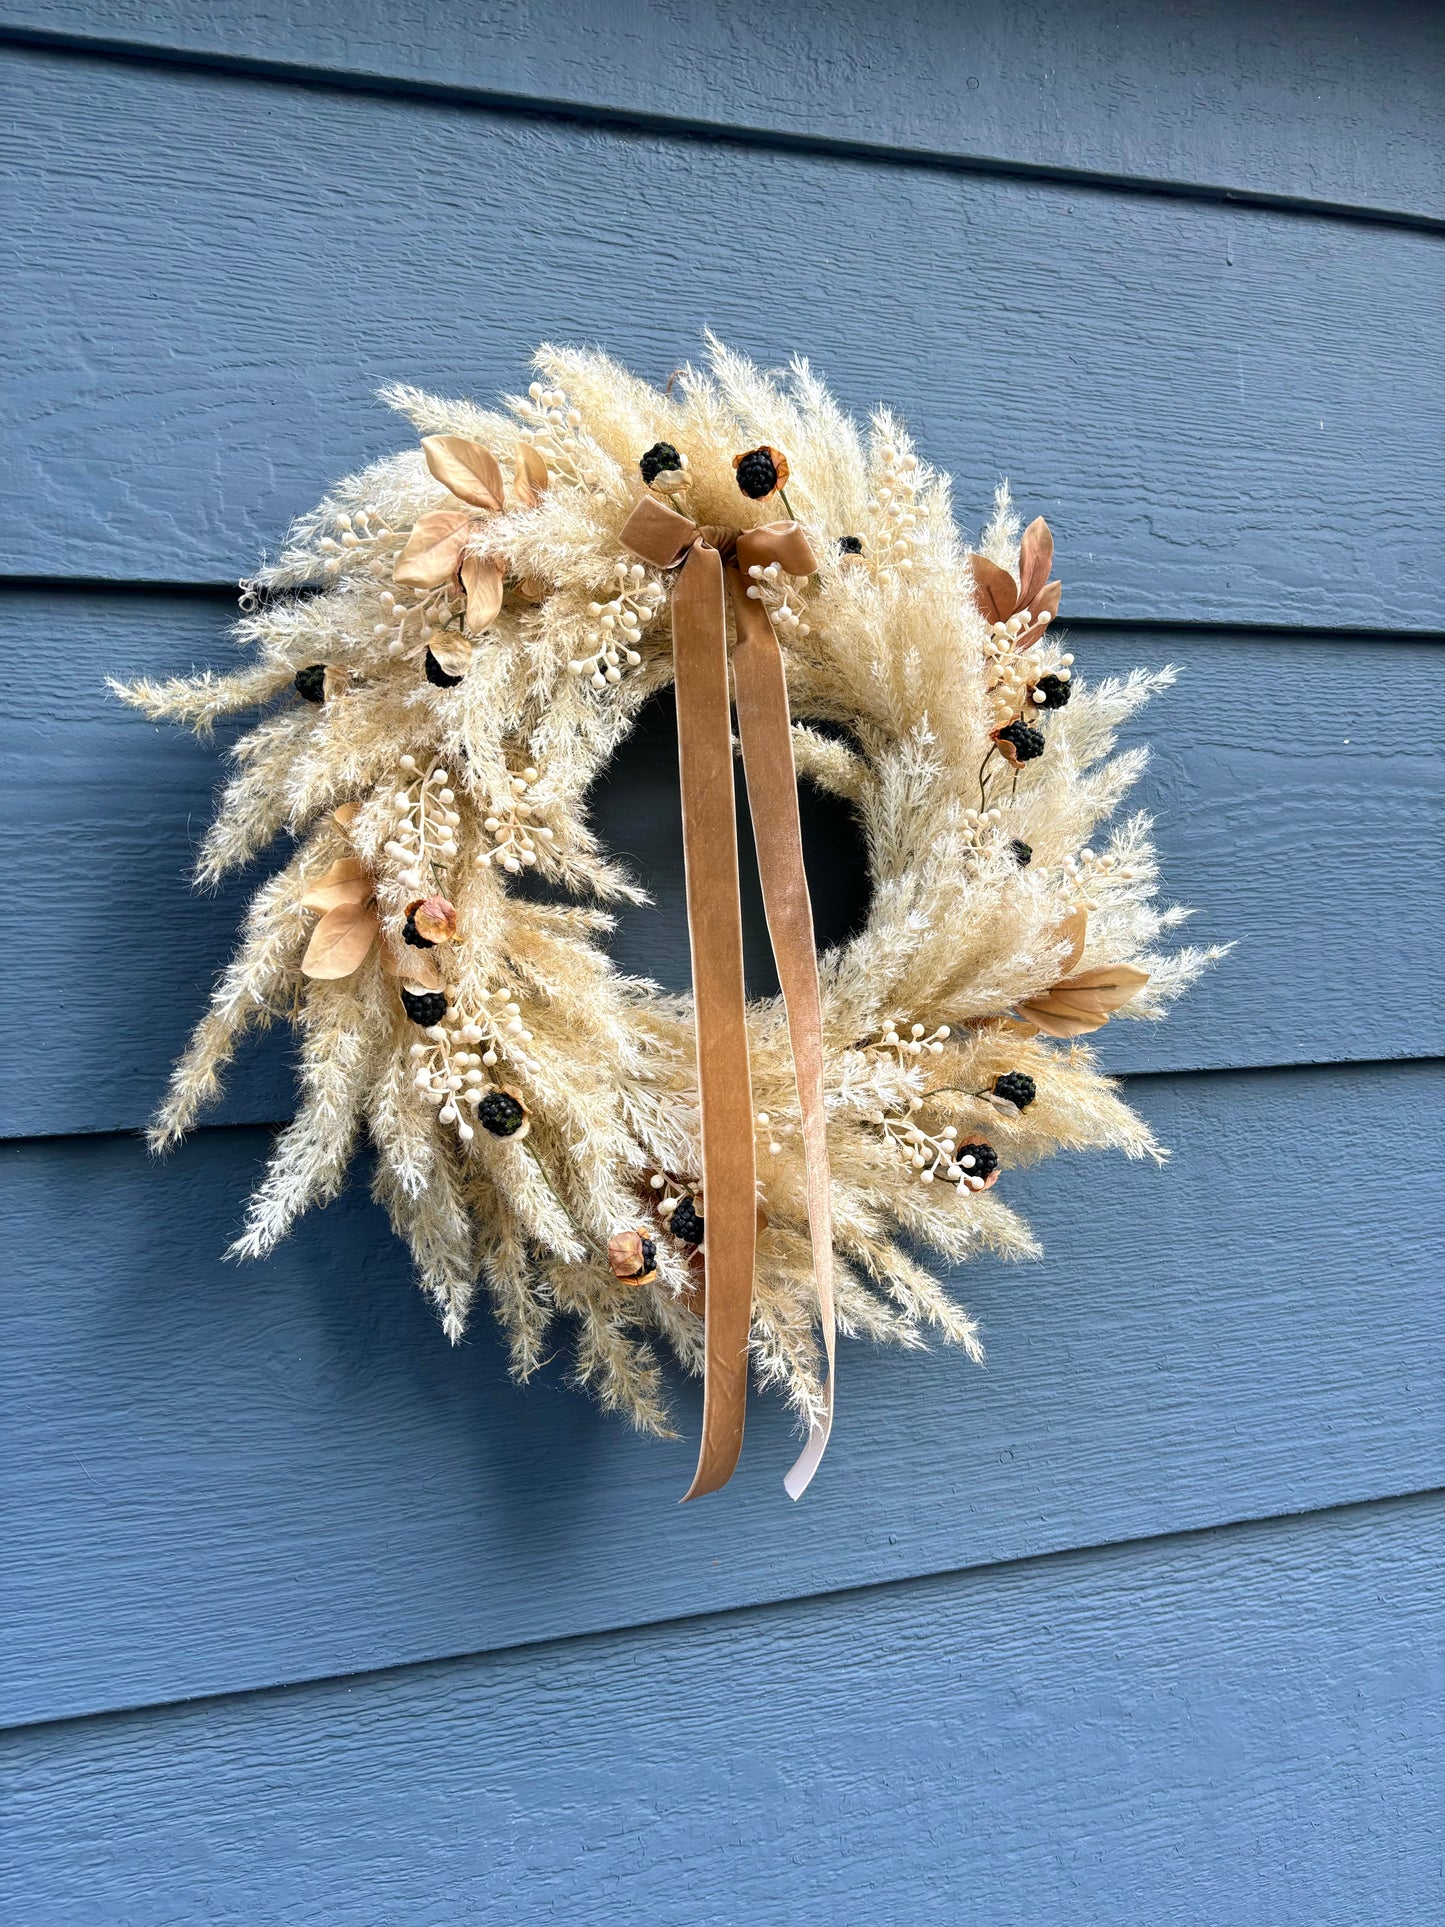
[116,340,1220,1498]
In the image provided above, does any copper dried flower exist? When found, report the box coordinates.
[607,1227,659,1286]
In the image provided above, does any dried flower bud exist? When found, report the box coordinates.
[406,895,458,946]
[607,1227,658,1285]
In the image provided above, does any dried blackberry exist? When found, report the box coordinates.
[607,1228,658,1283]
[639,441,684,486]
[425,650,464,688]
[838,535,864,555]
[402,913,432,949]
[1010,839,1034,868]
[669,1195,705,1245]
[996,720,1045,764]
[1030,673,1071,710]
[400,987,447,1027]
[478,1090,527,1137]
[294,664,327,703]
[733,445,788,500]
[957,1140,999,1181]
[993,1072,1036,1111]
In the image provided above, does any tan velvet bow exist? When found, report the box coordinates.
[619,494,835,1502]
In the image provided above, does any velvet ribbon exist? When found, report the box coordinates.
[619,494,836,1501]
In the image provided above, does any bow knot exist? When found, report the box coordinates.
[618,489,834,1503]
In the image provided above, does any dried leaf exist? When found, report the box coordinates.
[966,554,1018,624]
[321,667,350,703]
[421,435,504,511]
[393,510,471,589]
[382,945,443,989]
[513,443,550,508]
[332,802,361,829]
[1016,1003,1104,1039]
[301,902,378,979]
[460,553,505,633]
[1035,580,1063,620]
[301,876,373,912]
[1056,909,1090,976]
[1016,517,1054,612]
[428,632,474,679]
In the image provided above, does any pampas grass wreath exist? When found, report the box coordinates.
[115,339,1223,1446]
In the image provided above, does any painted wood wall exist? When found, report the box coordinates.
[2,4,1442,1919]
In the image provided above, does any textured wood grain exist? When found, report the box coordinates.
[3,590,1439,1139]
[2,1062,1439,1726]
[2,1495,1440,1924]
[2,1,1441,220]
[3,49,1443,623]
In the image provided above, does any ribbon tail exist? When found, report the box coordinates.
[728,571,836,1500]
[674,542,758,1501]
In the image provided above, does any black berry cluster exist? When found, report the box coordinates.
[734,447,780,499]
[958,1140,999,1181]
[425,650,463,688]
[478,1090,527,1137]
[997,720,1045,763]
[1010,839,1034,868]
[294,664,327,703]
[993,1071,1036,1111]
[403,913,432,949]
[401,987,448,1027]
[639,441,684,486]
[1030,673,1071,710]
[838,535,865,555]
[669,1195,705,1244]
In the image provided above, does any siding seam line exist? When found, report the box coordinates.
[5,1484,1439,1740]
[3,24,1443,237]
[6,1059,1443,1152]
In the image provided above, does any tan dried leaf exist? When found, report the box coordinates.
[1016,517,1054,612]
[393,510,471,589]
[1056,909,1090,976]
[967,553,1018,624]
[460,553,505,633]
[382,946,443,989]
[421,435,504,511]
[427,632,473,679]
[332,801,361,829]
[300,855,370,911]
[513,442,550,508]
[301,901,378,979]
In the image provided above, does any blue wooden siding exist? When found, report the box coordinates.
[1,5,1441,1921]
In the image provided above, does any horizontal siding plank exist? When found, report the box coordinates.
[2,1061,1439,1727]
[2,0,1442,221]
[2,1495,1439,1925]
[3,594,1441,1138]
[3,50,1443,624]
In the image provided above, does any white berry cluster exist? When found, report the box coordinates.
[873,1105,994,1188]
[374,581,466,664]
[476,766,555,873]
[744,560,811,637]
[409,991,538,1144]
[384,758,460,893]
[568,560,666,688]
[316,506,394,580]
[867,443,920,580]
[1063,845,1140,910]
[869,1019,951,1066]
[518,381,590,490]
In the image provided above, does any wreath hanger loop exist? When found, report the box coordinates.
[618,496,834,1501]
